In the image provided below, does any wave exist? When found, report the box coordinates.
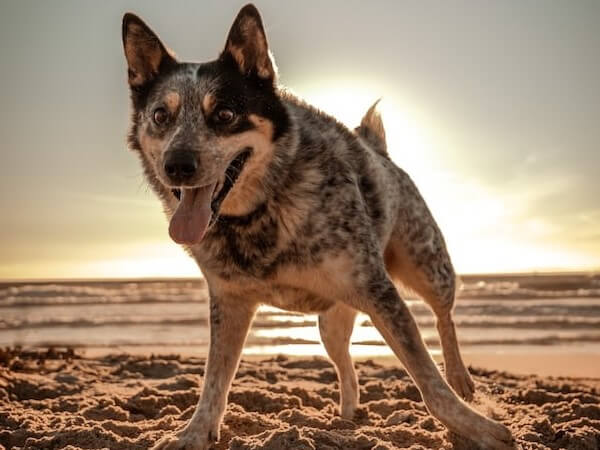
[0,282,208,307]
[15,333,600,350]
[459,273,600,299]
[3,313,599,331]
[0,317,317,331]
[355,333,600,347]
[2,277,600,352]
[362,315,600,330]
[2,274,600,309]
[459,286,600,299]
[409,300,600,318]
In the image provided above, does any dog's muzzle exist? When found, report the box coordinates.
[168,148,252,245]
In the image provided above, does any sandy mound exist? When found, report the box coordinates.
[0,348,599,449]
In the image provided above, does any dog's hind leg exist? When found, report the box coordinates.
[318,303,359,419]
[361,271,513,450]
[384,228,475,400]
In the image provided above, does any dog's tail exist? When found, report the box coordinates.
[355,99,387,157]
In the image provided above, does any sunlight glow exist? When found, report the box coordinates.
[0,242,199,280]
[299,80,600,274]
[76,243,199,279]
[3,79,597,280]
[298,81,435,171]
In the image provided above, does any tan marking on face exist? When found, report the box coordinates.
[202,93,216,116]
[217,114,275,216]
[164,91,181,114]
[139,127,163,163]
[138,122,169,183]
[137,127,180,215]
[247,114,274,141]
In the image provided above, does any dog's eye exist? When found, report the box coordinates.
[215,108,235,124]
[153,108,168,125]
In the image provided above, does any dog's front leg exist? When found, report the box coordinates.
[152,294,257,450]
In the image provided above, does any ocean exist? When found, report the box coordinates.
[1,273,599,359]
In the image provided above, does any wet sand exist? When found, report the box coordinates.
[1,349,599,449]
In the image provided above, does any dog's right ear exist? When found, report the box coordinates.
[122,13,177,88]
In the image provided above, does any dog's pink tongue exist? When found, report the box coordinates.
[169,185,214,245]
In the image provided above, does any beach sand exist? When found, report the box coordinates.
[1,348,599,449]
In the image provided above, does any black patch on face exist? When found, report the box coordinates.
[200,59,290,140]
[205,112,255,136]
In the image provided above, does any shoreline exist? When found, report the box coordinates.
[66,345,600,378]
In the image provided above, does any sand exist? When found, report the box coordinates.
[1,348,599,450]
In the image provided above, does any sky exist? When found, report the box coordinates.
[0,0,599,279]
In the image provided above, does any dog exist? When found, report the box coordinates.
[121,4,513,449]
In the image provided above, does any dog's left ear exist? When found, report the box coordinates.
[221,4,276,81]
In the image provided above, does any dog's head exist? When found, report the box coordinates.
[122,4,289,245]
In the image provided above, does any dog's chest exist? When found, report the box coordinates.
[260,284,334,313]
[197,208,333,280]
[198,216,285,279]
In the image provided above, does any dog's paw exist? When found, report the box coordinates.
[446,367,476,401]
[151,427,218,450]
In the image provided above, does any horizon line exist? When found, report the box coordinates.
[0,269,598,285]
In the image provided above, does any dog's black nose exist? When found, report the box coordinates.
[164,151,198,184]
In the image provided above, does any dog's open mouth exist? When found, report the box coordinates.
[209,148,252,217]
[168,149,252,245]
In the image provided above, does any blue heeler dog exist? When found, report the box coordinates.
[121,4,513,449]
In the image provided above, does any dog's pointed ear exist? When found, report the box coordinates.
[122,13,177,88]
[220,4,276,81]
